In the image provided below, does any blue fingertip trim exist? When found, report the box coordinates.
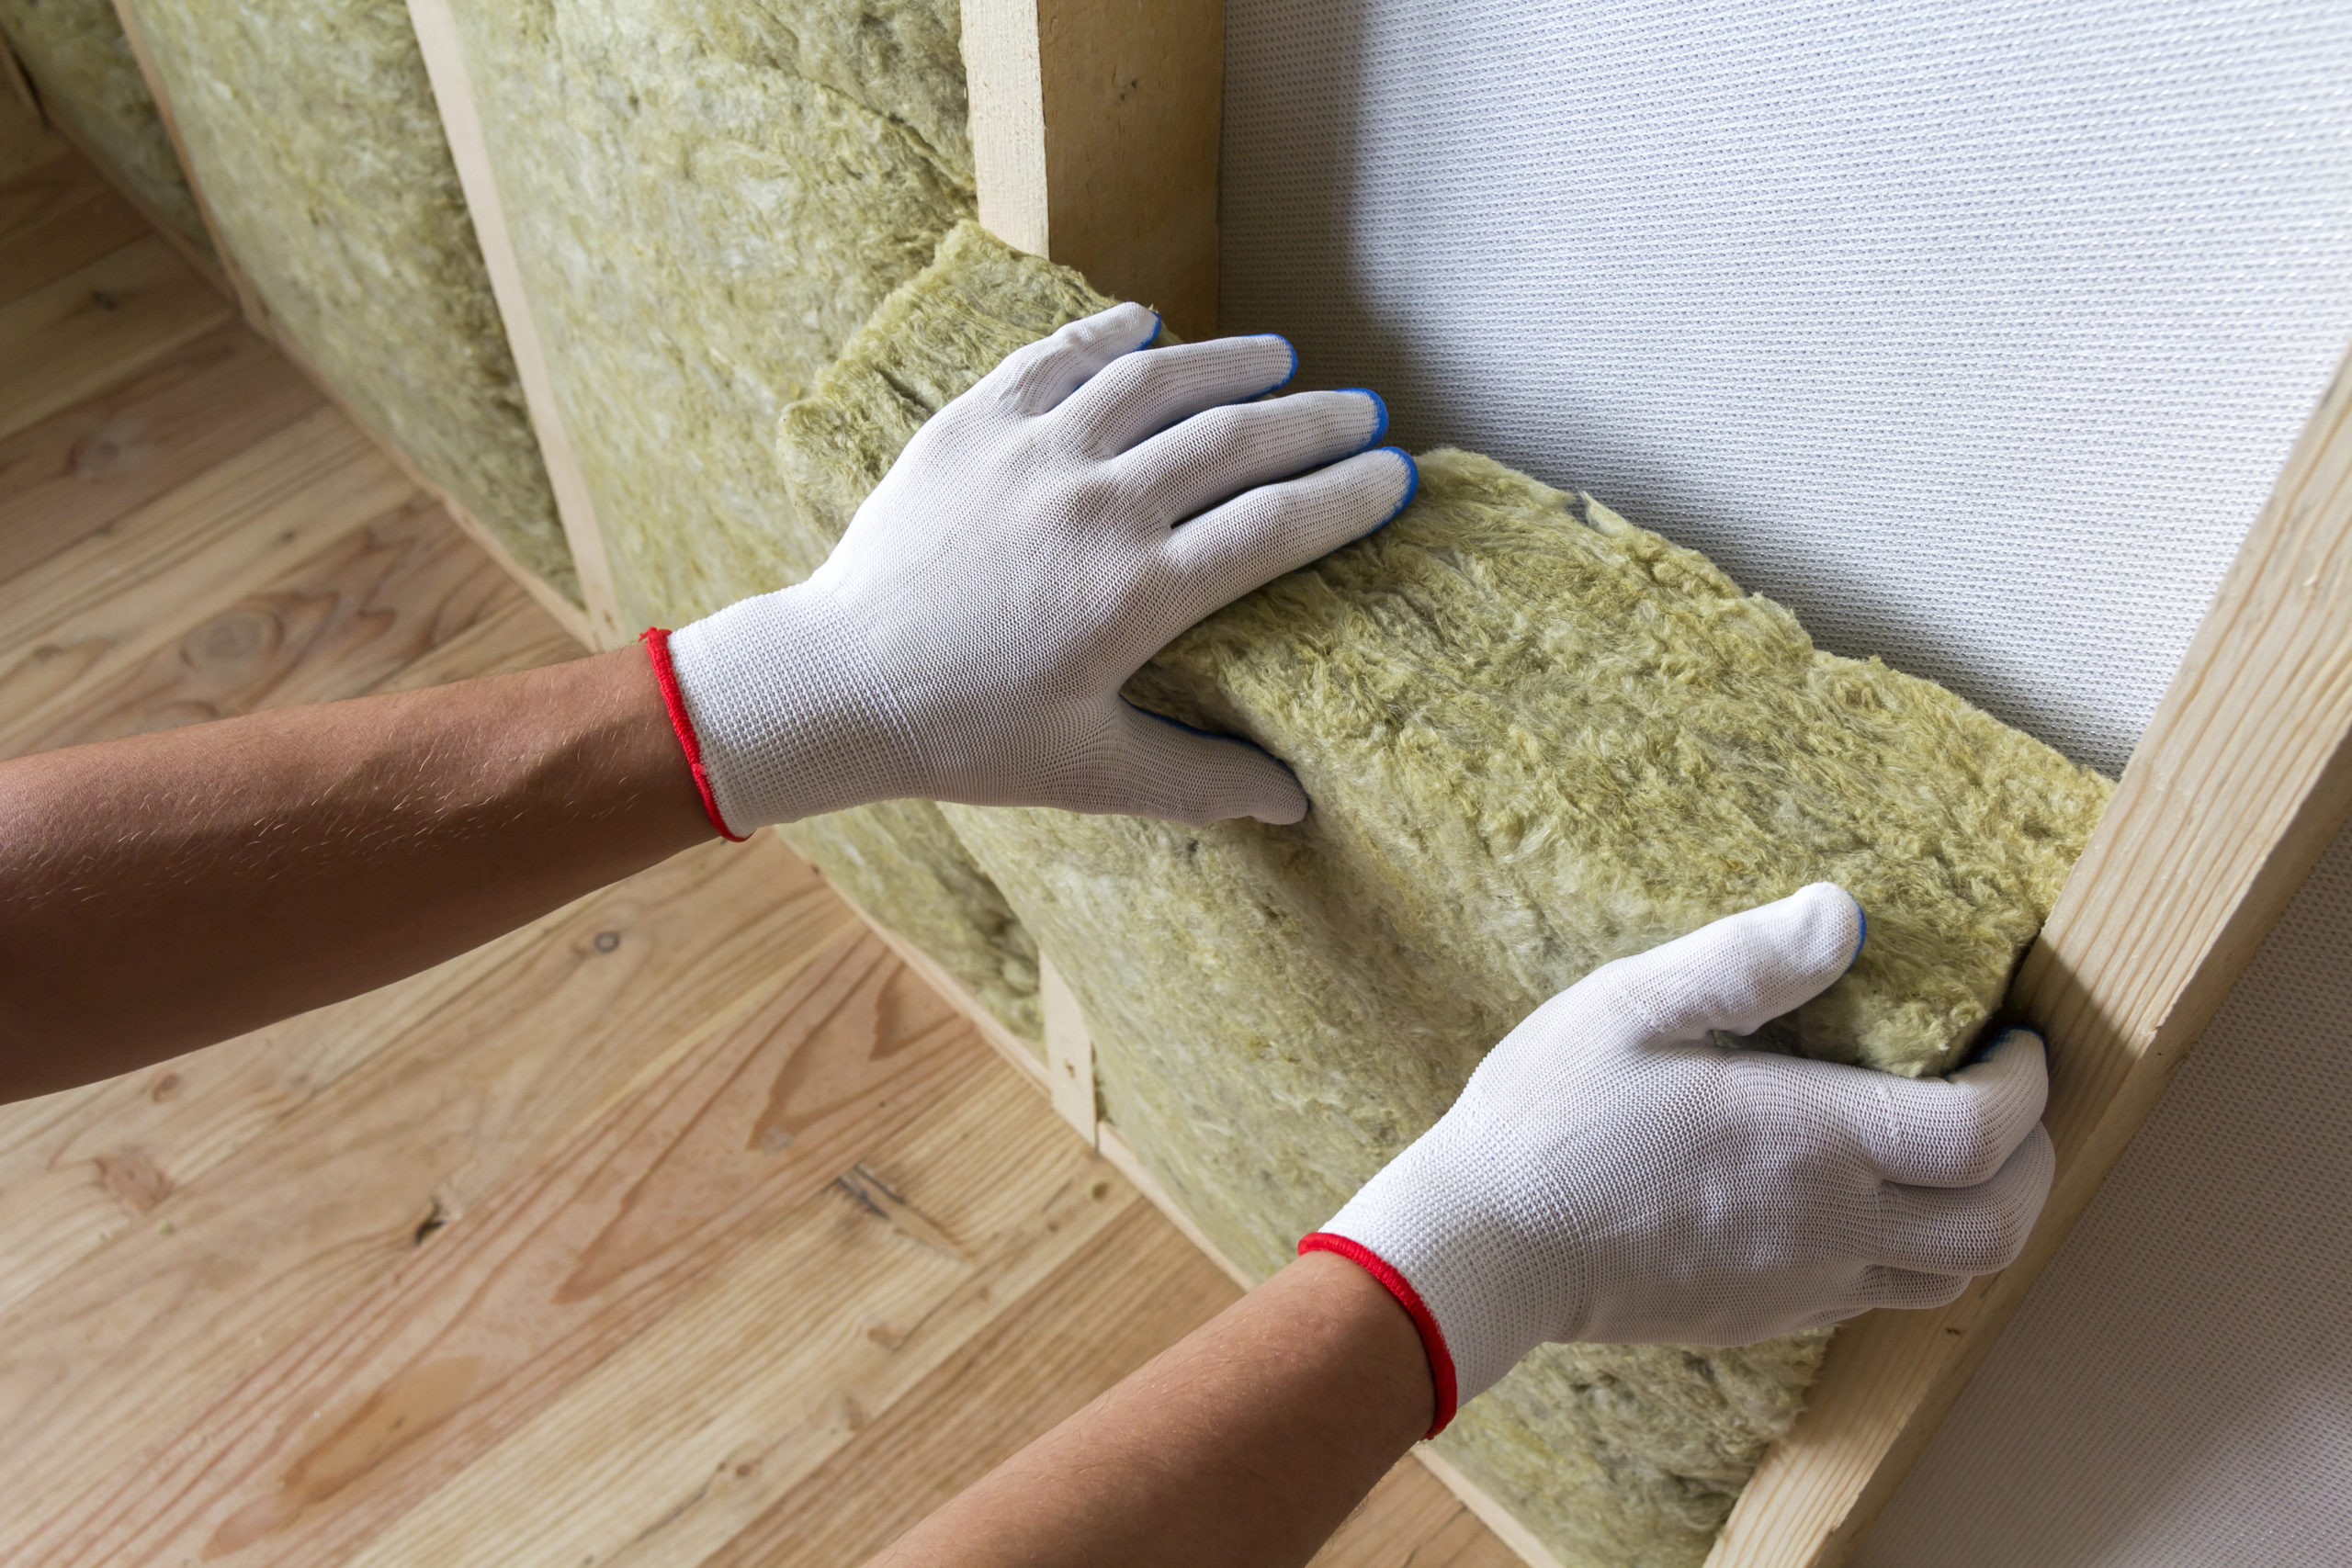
[1379,446,1419,525]
[1253,334,1298,398]
[1340,388,1390,449]
[1848,891,1868,969]
[1139,309,1163,350]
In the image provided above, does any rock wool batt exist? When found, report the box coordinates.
[440,0,1042,1044]
[780,220,2114,1568]
[115,0,572,599]
[0,0,209,250]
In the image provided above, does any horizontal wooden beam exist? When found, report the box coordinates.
[1710,335,2352,1566]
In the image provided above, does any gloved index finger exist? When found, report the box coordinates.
[1053,334,1298,456]
[984,302,1162,415]
[1824,1026,2052,1189]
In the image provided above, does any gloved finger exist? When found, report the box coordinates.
[1113,389,1388,528]
[1820,1027,2051,1188]
[1872,1122,2053,1275]
[1054,335,1298,456]
[1590,883,1865,1043]
[1159,449,1416,627]
[1841,1265,1973,1314]
[1094,703,1308,826]
[984,303,1163,415]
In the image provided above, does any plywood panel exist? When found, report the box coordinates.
[349,1070,1130,1568]
[0,409,413,754]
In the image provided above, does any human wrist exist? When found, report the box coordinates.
[648,582,929,836]
[1295,1234,1457,1438]
[1283,1249,1438,1446]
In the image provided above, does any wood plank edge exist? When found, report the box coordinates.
[1088,1122,1253,1292]
[403,0,628,649]
[1038,953,1097,1145]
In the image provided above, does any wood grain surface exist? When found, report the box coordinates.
[0,144,1499,1568]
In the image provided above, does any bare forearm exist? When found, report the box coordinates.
[870,1251,1433,1568]
[0,647,710,1100]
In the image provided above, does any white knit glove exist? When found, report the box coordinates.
[644,303,1416,838]
[1303,884,2055,1435]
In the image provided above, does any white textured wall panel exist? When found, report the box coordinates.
[1221,0,2352,774]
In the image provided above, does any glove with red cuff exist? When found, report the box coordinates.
[638,301,1417,839]
[1301,883,2056,1437]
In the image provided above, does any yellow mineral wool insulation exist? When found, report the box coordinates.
[436,0,974,629]
[0,0,209,249]
[777,219,2114,1568]
[434,1,1046,1045]
[113,0,573,599]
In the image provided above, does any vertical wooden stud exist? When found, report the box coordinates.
[101,0,599,649]
[965,0,1224,340]
[1039,953,1099,1146]
[405,0,627,649]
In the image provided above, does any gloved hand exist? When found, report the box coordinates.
[1302,884,2055,1436]
[644,302,1417,838]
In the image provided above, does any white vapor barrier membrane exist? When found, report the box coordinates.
[1220,0,2352,777]
[1854,822,2352,1566]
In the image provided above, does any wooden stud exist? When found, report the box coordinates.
[1039,953,1098,1145]
[964,0,1224,340]
[405,0,628,649]
[103,0,596,650]
[1707,336,2352,1567]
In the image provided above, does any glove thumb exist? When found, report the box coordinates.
[1599,883,1864,1041]
[1095,703,1310,827]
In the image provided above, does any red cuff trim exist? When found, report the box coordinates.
[1300,1231,1458,1438]
[639,627,748,843]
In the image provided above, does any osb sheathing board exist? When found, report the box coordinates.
[436,0,1047,1044]
[113,0,575,600]
[775,221,2113,1568]
[0,0,208,247]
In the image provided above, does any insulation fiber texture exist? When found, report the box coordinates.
[115,0,572,599]
[442,0,1042,1045]
[0,0,209,249]
[780,221,2114,1568]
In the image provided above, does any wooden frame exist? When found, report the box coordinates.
[94,1,2352,1562]
[101,0,599,650]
